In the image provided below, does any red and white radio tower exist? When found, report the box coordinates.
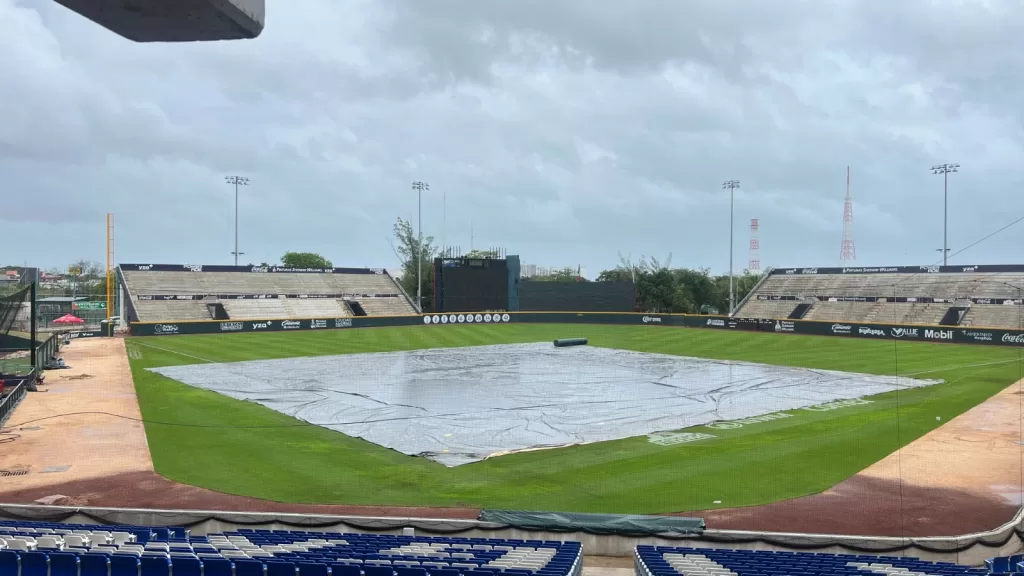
[748,218,760,272]
[840,166,856,261]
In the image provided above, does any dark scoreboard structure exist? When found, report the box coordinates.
[433,256,635,313]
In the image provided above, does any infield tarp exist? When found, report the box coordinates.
[149,343,941,466]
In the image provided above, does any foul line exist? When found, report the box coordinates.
[129,340,216,364]
[900,358,1021,378]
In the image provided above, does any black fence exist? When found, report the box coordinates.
[129,312,1024,348]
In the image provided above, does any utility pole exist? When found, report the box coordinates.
[930,163,959,267]
[412,181,429,311]
[225,176,249,265]
[723,180,740,315]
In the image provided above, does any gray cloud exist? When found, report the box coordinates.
[2,0,1023,274]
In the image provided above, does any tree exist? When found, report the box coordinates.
[281,252,332,269]
[595,253,766,315]
[390,217,437,311]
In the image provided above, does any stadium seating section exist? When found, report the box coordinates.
[0,520,583,576]
[634,546,986,576]
[737,271,1024,328]
[122,270,417,322]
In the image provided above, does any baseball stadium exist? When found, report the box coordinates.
[4,2,1024,576]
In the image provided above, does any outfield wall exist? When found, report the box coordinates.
[128,311,1024,348]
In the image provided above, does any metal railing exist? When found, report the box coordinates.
[0,377,28,428]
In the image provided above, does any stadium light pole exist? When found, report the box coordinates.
[412,181,430,311]
[225,176,249,265]
[723,180,740,315]
[930,163,959,267]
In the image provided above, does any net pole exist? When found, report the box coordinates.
[29,280,37,370]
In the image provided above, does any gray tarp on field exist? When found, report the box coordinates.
[477,509,705,536]
[149,343,941,466]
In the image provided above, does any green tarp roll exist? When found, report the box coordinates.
[477,509,705,536]
[553,338,588,347]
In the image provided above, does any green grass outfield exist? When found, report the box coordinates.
[127,324,1024,514]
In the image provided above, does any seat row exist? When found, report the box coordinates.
[635,546,984,576]
[0,521,582,576]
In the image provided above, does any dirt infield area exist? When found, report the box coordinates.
[0,339,1021,536]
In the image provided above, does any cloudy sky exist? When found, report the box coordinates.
[3,0,1024,276]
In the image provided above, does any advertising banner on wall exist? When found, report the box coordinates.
[130,311,1024,348]
[121,264,386,275]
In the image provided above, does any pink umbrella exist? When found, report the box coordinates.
[53,314,85,325]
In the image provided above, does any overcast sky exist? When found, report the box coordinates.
[3,0,1024,275]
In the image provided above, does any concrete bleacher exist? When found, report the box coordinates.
[0,520,583,576]
[122,268,417,322]
[737,268,1024,328]
[635,545,980,576]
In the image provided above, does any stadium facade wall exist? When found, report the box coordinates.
[128,311,1024,347]
[1,503,1021,563]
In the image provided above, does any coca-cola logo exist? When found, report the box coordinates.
[801,268,818,274]
[1002,333,1024,344]
[251,266,269,273]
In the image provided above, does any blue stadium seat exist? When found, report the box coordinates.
[332,563,364,576]
[141,555,171,576]
[267,560,299,576]
[365,565,395,576]
[20,551,49,576]
[397,568,428,576]
[171,556,203,576]
[0,551,19,576]
[111,554,141,576]
[235,558,267,576]
[49,552,81,576]
[81,554,111,576]
[203,558,234,576]
[297,561,330,576]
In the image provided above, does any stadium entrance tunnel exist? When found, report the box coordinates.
[53,0,264,42]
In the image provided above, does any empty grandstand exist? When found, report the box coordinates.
[120,264,417,323]
[735,265,1024,329]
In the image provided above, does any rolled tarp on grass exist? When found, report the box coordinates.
[553,337,588,347]
[477,509,705,536]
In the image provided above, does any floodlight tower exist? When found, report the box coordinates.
[723,180,740,314]
[748,218,761,273]
[931,163,959,267]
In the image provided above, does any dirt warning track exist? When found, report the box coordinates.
[0,337,153,494]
